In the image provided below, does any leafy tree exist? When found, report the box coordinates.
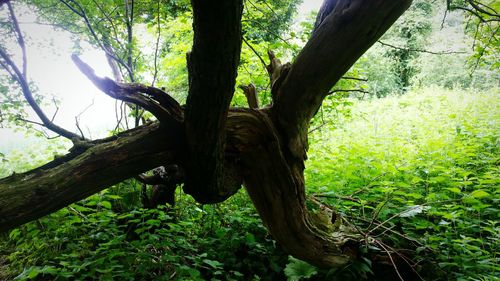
[0,0,497,269]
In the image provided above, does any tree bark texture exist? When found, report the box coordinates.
[184,0,243,203]
[0,0,413,268]
[0,123,176,232]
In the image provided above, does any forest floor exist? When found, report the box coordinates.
[0,87,498,280]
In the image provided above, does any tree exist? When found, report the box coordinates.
[0,0,496,268]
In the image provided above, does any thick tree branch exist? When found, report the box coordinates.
[72,55,183,132]
[183,0,243,203]
[0,123,177,232]
[273,0,413,160]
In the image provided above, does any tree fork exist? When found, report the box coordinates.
[0,0,415,269]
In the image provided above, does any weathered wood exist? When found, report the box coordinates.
[226,109,358,267]
[0,123,177,232]
[184,0,244,203]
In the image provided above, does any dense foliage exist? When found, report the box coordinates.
[1,88,498,280]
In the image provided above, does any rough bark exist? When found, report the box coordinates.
[184,0,243,203]
[273,0,413,160]
[0,123,177,232]
[227,109,356,267]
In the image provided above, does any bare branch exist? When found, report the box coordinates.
[328,89,369,95]
[242,37,268,78]
[74,98,95,139]
[341,76,368,82]
[239,83,259,109]
[151,0,161,87]
[50,97,59,122]
[58,0,134,78]
[6,1,27,78]
[378,40,467,55]
[466,0,500,20]
[72,55,183,129]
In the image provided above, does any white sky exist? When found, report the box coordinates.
[0,1,323,152]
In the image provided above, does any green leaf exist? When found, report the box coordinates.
[203,259,223,269]
[470,190,490,199]
[446,187,462,194]
[100,201,112,209]
[284,256,318,281]
[399,205,430,217]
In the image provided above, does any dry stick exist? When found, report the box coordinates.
[50,97,60,122]
[341,76,368,82]
[440,8,448,29]
[74,98,95,139]
[328,89,369,95]
[380,241,426,281]
[313,193,360,203]
[367,196,393,231]
[344,214,428,249]
[71,55,182,127]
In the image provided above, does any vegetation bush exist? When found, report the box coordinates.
[1,87,498,280]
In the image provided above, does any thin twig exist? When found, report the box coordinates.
[151,0,161,87]
[0,16,83,140]
[242,37,269,78]
[50,97,59,122]
[17,117,44,127]
[378,40,467,55]
[313,193,360,203]
[375,240,404,281]
[58,0,134,77]
[328,89,369,95]
[74,98,95,139]
[341,76,368,82]
[6,1,27,78]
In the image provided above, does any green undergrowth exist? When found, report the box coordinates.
[307,87,499,280]
[1,187,292,281]
[1,87,498,280]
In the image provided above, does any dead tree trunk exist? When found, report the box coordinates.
[0,0,412,268]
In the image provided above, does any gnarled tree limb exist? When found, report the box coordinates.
[0,122,177,232]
